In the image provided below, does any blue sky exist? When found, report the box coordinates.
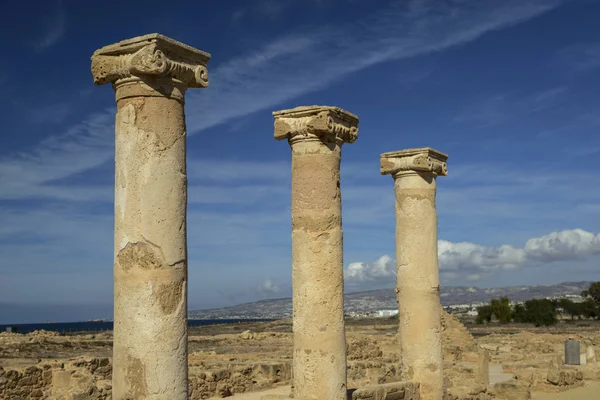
[1,0,600,323]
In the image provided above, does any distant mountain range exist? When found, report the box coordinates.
[189,281,592,319]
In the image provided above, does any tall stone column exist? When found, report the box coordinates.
[380,147,448,400]
[274,106,359,400]
[91,34,210,400]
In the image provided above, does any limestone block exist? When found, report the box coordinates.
[240,330,256,340]
[493,381,531,400]
[587,346,597,364]
[350,382,421,400]
[51,370,72,390]
[476,349,490,386]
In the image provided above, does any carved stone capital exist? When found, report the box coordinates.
[91,33,211,89]
[380,147,448,177]
[273,106,359,145]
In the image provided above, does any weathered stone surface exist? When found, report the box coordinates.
[441,309,477,362]
[274,105,359,400]
[91,33,210,89]
[0,358,112,400]
[350,381,420,400]
[189,362,292,399]
[493,381,531,400]
[476,349,490,386]
[91,33,210,400]
[586,346,597,364]
[380,147,448,400]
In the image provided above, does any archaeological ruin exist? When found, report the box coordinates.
[84,32,454,399]
[91,34,210,399]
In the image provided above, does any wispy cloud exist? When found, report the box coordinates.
[32,3,67,52]
[453,86,568,127]
[29,103,72,125]
[2,0,565,204]
[559,41,600,72]
[0,110,114,201]
[187,0,565,134]
[231,0,297,23]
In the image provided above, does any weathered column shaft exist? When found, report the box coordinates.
[381,148,448,400]
[395,172,442,397]
[292,139,345,399]
[274,106,359,400]
[91,34,210,400]
[112,82,188,399]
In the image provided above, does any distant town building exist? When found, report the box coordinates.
[376,309,399,317]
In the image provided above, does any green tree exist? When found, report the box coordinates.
[491,297,513,324]
[513,304,527,323]
[558,298,581,320]
[582,282,600,305]
[476,305,493,324]
[523,299,558,327]
[580,298,599,319]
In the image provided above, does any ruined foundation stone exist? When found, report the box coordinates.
[91,34,210,400]
[273,105,359,400]
[380,148,449,400]
[586,346,596,364]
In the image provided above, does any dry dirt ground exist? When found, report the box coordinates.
[1,315,600,399]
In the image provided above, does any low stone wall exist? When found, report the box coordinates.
[189,361,292,399]
[513,366,584,393]
[1,358,293,399]
[348,361,400,387]
[0,358,112,400]
[350,381,421,400]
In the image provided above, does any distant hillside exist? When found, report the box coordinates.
[189,281,592,319]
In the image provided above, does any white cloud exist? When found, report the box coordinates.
[438,241,526,271]
[258,279,281,296]
[344,229,600,284]
[346,255,395,282]
[524,229,600,262]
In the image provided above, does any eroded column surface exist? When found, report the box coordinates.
[274,106,359,400]
[380,147,448,400]
[91,34,210,400]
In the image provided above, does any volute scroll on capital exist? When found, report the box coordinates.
[380,147,449,177]
[273,105,359,145]
[91,33,211,89]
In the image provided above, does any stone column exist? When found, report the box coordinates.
[380,147,448,400]
[91,34,210,400]
[274,106,359,400]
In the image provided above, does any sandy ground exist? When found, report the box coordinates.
[532,381,600,399]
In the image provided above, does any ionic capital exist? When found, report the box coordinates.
[273,106,359,145]
[91,34,211,89]
[380,147,448,177]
